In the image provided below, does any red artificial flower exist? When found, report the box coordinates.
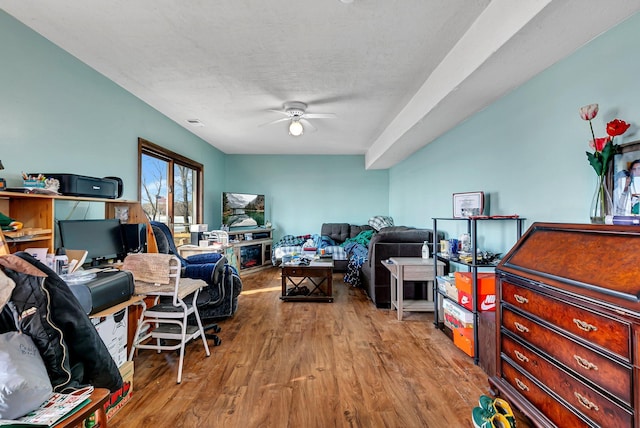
[589,137,611,152]
[606,119,630,137]
[581,105,630,178]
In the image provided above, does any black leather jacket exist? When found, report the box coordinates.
[0,252,122,393]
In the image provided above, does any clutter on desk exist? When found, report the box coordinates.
[21,173,60,193]
[2,173,60,194]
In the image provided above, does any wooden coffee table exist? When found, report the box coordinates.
[280,259,334,302]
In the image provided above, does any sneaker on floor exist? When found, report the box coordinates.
[479,395,494,412]
[472,407,511,428]
[479,395,516,428]
[472,406,489,428]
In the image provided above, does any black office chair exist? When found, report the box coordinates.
[149,221,242,346]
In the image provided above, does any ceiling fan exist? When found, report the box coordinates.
[261,101,337,136]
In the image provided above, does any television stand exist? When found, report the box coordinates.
[227,228,273,274]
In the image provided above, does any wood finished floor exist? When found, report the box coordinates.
[110,268,527,428]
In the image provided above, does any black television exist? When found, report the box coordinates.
[222,192,265,228]
[58,219,126,266]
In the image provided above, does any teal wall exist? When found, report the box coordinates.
[224,155,388,241]
[0,11,225,227]
[390,11,640,252]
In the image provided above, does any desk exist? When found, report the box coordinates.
[54,388,110,428]
[385,257,445,320]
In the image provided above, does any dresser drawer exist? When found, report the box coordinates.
[502,281,630,360]
[502,308,632,404]
[501,335,633,427]
[501,360,589,428]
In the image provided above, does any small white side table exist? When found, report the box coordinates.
[384,257,445,320]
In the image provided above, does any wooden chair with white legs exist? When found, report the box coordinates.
[124,253,210,383]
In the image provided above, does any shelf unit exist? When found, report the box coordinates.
[432,217,525,365]
[0,191,154,363]
[227,227,273,274]
[0,191,156,255]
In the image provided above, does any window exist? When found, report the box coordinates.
[138,138,203,246]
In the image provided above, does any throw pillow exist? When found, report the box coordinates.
[368,216,394,231]
[0,331,53,419]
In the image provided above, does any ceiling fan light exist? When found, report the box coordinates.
[289,119,304,136]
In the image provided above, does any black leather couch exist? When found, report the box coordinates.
[360,226,442,308]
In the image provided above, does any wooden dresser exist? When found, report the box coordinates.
[490,223,640,427]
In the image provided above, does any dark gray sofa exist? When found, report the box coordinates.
[360,226,442,308]
[321,222,373,271]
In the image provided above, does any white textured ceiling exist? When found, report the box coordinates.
[2,1,640,169]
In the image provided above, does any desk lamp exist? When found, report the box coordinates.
[0,160,5,191]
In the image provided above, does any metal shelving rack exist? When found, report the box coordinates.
[432,217,525,364]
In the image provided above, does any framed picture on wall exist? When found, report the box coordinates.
[609,140,640,216]
[453,191,484,218]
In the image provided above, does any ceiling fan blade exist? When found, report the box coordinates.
[304,113,337,119]
[267,109,290,116]
[300,118,317,132]
[307,94,356,106]
[258,117,290,127]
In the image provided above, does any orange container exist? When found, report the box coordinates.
[454,272,496,294]
[453,327,474,357]
[454,272,496,312]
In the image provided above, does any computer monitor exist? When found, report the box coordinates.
[58,219,126,266]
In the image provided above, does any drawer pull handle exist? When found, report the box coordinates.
[575,392,599,412]
[515,378,529,392]
[514,322,529,333]
[573,318,598,332]
[574,355,598,371]
[514,350,529,363]
[514,294,528,304]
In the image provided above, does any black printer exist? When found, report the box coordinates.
[36,173,120,199]
[68,270,135,315]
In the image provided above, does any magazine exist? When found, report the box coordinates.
[0,386,94,427]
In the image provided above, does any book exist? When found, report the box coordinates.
[0,386,94,427]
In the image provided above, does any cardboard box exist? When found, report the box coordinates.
[453,327,474,357]
[93,307,128,367]
[436,275,458,300]
[442,298,473,330]
[103,360,134,421]
[444,277,458,301]
[454,272,496,312]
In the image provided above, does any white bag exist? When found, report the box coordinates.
[0,331,53,420]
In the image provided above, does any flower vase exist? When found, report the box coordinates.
[590,176,613,224]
